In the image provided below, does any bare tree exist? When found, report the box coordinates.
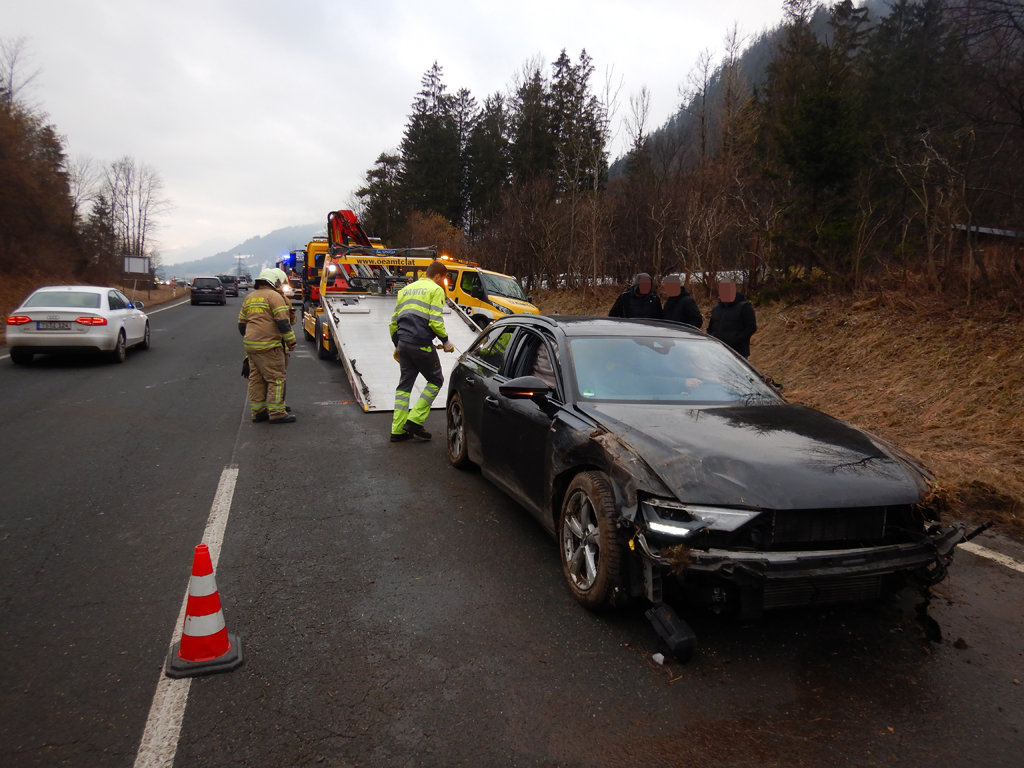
[0,37,40,111]
[67,155,102,222]
[104,156,170,262]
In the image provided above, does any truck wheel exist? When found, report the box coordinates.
[558,471,626,609]
[315,319,331,360]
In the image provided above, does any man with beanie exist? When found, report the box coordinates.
[660,273,703,328]
[608,272,662,319]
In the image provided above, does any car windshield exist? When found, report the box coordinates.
[568,335,781,404]
[480,272,528,301]
[194,278,221,288]
[23,291,101,309]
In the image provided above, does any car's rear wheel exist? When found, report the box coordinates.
[446,393,473,469]
[139,322,151,350]
[10,349,32,365]
[559,471,625,609]
[109,331,127,363]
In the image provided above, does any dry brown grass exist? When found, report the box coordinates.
[533,286,1023,540]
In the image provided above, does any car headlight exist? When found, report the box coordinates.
[496,304,513,314]
[640,496,762,537]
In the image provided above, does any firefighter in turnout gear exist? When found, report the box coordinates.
[239,268,297,423]
[388,260,454,442]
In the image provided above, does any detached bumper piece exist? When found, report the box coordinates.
[645,603,697,662]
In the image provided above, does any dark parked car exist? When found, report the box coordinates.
[445,316,967,657]
[190,277,226,305]
[217,275,239,297]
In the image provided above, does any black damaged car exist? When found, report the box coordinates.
[445,315,970,659]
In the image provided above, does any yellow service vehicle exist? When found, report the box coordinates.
[362,252,540,329]
[440,262,539,329]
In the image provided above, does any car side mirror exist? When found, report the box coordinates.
[133,301,144,309]
[499,375,551,401]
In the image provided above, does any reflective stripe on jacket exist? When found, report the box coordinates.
[238,287,296,351]
[389,277,448,347]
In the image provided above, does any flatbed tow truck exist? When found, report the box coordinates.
[302,211,481,412]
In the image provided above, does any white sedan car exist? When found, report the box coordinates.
[5,285,151,364]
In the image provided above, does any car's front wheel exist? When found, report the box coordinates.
[559,471,625,609]
[446,393,473,469]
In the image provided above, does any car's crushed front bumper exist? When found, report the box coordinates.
[633,523,966,615]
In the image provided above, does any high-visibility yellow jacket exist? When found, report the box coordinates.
[238,286,296,352]
[389,277,448,348]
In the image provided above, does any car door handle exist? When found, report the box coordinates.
[485,396,499,409]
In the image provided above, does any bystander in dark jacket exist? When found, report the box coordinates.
[707,282,757,357]
[660,274,703,328]
[608,272,662,319]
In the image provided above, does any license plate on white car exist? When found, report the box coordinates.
[37,321,71,330]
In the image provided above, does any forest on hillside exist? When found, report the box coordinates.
[2,1,1022,310]
[357,0,1023,308]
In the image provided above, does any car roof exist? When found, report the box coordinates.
[31,285,108,293]
[496,314,708,339]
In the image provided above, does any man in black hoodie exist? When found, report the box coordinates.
[608,272,662,319]
[707,281,757,357]
[660,273,703,328]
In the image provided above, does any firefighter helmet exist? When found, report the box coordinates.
[256,268,281,287]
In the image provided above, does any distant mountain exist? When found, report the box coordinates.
[159,223,324,278]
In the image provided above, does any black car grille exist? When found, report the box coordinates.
[763,574,883,609]
[764,506,915,548]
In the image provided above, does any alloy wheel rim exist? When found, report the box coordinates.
[562,491,599,590]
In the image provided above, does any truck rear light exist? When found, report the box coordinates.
[6,316,31,325]
[75,316,108,326]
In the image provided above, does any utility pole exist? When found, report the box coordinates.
[236,254,244,277]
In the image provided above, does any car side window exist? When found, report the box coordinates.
[108,291,125,310]
[114,290,132,308]
[460,271,479,294]
[509,330,560,396]
[469,326,516,372]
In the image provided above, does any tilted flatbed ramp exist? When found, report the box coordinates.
[320,293,481,412]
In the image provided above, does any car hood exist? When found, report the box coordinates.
[579,402,930,509]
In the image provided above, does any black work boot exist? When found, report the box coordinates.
[404,421,431,440]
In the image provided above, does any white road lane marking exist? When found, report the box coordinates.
[133,465,239,768]
[959,541,1024,574]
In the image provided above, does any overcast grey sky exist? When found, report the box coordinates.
[7,1,789,265]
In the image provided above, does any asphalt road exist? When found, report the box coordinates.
[0,297,1021,767]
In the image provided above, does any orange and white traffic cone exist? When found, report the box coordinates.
[165,543,243,678]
